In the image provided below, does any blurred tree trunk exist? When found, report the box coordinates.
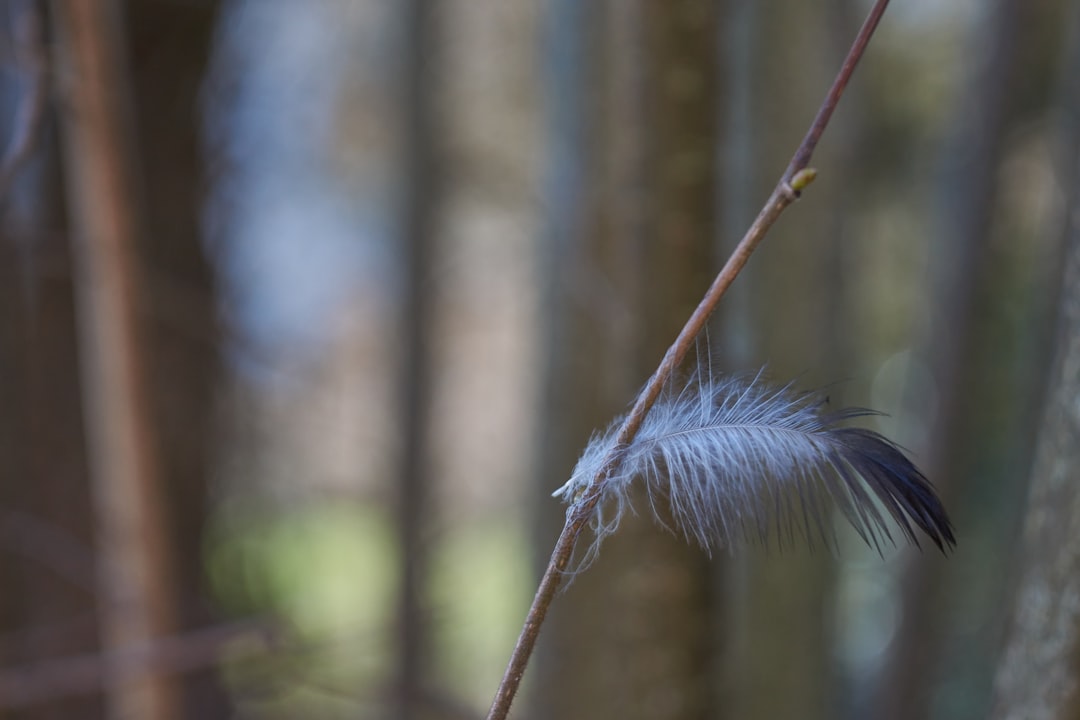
[50,2,180,717]
[0,4,103,716]
[530,1,719,718]
[395,0,439,717]
[122,2,227,717]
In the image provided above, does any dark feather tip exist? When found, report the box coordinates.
[832,428,956,553]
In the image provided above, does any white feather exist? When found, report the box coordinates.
[554,369,954,555]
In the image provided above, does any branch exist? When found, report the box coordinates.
[484,1,893,718]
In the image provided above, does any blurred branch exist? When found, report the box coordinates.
[0,619,274,710]
[485,1,892,718]
[0,0,48,202]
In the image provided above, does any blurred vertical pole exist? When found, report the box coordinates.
[49,1,179,719]
[396,0,438,716]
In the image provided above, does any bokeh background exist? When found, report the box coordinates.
[1,0,1077,718]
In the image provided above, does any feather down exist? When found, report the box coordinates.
[553,370,955,555]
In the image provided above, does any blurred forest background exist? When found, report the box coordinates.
[0,0,1078,719]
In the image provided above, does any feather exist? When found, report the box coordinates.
[553,369,955,555]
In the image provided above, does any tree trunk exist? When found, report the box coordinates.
[50,2,180,717]
[395,0,440,717]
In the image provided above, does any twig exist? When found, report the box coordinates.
[485,1,892,718]
[0,0,48,202]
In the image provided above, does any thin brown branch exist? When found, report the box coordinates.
[784,0,889,184]
[484,1,892,718]
[0,0,48,201]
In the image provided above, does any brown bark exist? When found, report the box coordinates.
[50,2,180,718]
